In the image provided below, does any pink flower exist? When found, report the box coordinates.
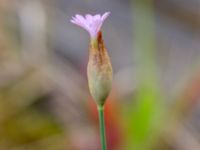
[70,12,110,38]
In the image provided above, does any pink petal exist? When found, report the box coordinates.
[75,14,86,25]
[94,14,101,20]
[85,14,93,21]
[101,12,110,21]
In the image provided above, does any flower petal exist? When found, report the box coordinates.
[85,14,93,22]
[101,12,110,21]
[94,14,101,20]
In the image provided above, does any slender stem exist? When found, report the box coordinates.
[98,106,107,150]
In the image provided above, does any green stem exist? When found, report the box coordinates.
[98,106,107,150]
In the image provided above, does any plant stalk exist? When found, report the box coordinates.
[98,106,107,150]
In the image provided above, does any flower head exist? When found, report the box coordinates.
[70,12,112,107]
[70,12,110,38]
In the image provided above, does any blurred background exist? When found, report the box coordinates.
[0,0,200,149]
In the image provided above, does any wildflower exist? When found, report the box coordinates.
[71,12,113,107]
[71,12,110,38]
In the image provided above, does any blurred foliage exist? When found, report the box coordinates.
[123,1,163,149]
[0,69,64,149]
